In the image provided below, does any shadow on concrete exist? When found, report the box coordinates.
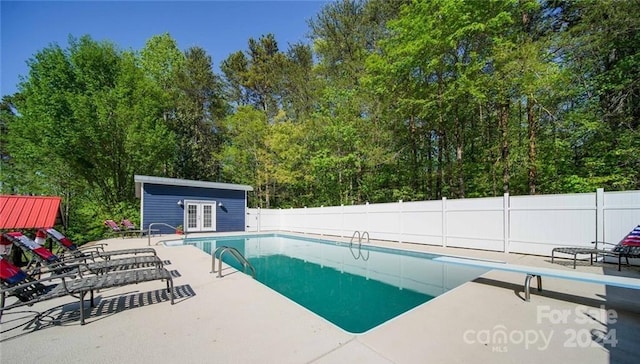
[543,258,640,274]
[605,281,640,363]
[472,277,640,363]
[0,284,196,341]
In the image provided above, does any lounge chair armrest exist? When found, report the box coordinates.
[97,248,158,258]
[52,255,93,265]
[74,246,104,254]
[76,244,107,252]
[64,249,103,261]
[45,260,93,276]
[0,271,78,295]
[591,241,617,247]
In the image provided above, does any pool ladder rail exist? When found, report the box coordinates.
[147,222,186,246]
[349,231,370,260]
[211,246,256,278]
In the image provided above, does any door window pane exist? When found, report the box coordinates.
[203,205,212,228]
[187,205,198,229]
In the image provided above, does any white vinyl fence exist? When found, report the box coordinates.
[246,188,640,257]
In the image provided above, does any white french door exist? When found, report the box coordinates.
[184,200,216,232]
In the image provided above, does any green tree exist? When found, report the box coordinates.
[306,0,402,204]
[140,33,185,92]
[560,0,640,190]
[220,106,270,206]
[246,34,287,120]
[221,34,291,122]
[281,43,318,121]
[220,51,250,107]
[173,46,227,180]
[7,35,175,239]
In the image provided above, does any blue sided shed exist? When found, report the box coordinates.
[134,175,253,234]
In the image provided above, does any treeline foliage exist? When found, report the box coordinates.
[2,0,639,241]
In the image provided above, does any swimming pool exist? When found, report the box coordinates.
[178,233,488,334]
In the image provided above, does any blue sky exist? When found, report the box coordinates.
[1,0,327,97]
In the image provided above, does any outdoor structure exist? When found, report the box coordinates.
[0,195,63,255]
[134,175,253,234]
[0,195,63,230]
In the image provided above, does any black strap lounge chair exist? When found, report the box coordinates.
[551,246,604,269]
[1,255,62,302]
[552,225,640,270]
[43,228,157,260]
[596,225,640,270]
[0,256,174,325]
[2,232,164,276]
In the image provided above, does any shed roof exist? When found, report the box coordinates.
[134,175,253,198]
[0,195,62,229]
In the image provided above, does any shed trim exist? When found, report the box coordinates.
[134,175,253,196]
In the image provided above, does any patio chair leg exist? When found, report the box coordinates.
[167,277,175,304]
[618,255,622,271]
[80,291,86,325]
[0,292,4,322]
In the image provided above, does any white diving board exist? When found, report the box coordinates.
[433,256,640,301]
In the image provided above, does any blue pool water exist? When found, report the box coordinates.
[181,234,488,334]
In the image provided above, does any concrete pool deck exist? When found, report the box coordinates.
[1,232,639,363]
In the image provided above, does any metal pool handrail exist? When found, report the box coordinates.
[147,223,185,246]
[361,231,370,245]
[211,246,256,278]
[350,230,361,247]
[349,230,370,260]
[211,246,227,273]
